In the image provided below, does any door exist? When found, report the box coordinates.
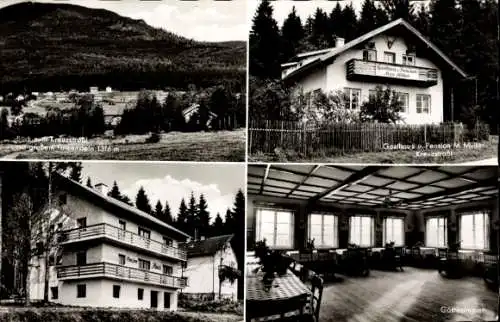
[76,251,87,266]
[164,292,171,309]
[150,291,158,308]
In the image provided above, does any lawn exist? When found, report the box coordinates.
[0,307,242,322]
[249,136,498,164]
[0,130,246,162]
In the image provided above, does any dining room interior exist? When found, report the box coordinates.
[245,164,499,322]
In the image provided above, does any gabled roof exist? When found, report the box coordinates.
[184,234,234,258]
[55,173,191,239]
[284,18,467,81]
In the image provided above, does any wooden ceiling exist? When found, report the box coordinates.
[247,165,498,210]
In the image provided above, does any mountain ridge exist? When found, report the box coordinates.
[0,1,246,93]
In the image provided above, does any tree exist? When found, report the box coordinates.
[176,198,189,234]
[135,186,152,214]
[107,181,133,205]
[311,8,331,48]
[281,6,304,61]
[186,192,198,238]
[230,189,245,300]
[211,212,224,237]
[0,108,9,140]
[328,3,343,39]
[359,0,379,36]
[341,3,358,41]
[154,200,163,219]
[381,0,415,22]
[198,194,211,239]
[163,201,173,225]
[249,0,282,78]
[224,208,234,234]
[359,85,404,123]
[68,163,82,183]
[413,3,430,35]
[86,177,92,188]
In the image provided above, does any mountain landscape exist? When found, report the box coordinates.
[0,2,246,93]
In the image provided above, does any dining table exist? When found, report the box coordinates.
[246,266,312,321]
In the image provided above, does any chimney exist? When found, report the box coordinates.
[94,183,109,196]
[335,37,345,48]
[194,228,199,241]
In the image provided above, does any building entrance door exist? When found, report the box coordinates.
[151,291,158,308]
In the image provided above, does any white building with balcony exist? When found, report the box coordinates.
[29,173,190,310]
[282,19,467,125]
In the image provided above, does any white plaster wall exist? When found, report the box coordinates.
[295,66,327,93]
[58,280,178,310]
[316,34,444,124]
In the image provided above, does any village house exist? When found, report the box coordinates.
[182,103,218,127]
[182,235,238,300]
[29,174,190,311]
[282,19,467,125]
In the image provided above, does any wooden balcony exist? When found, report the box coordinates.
[59,223,187,261]
[57,262,188,289]
[346,59,438,87]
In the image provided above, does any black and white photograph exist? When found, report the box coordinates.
[0,0,246,161]
[248,0,499,164]
[0,161,245,321]
[246,164,499,321]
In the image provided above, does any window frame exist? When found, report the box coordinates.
[344,88,362,110]
[138,258,151,271]
[384,51,396,64]
[402,54,416,66]
[396,92,409,113]
[118,254,126,266]
[112,285,121,298]
[138,227,151,239]
[459,211,490,250]
[308,213,338,248]
[255,208,294,249]
[416,94,431,114]
[138,288,144,300]
[362,49,377,62]
[382,216,405,246]
[425,216,448,248]
[50,286,58,300]
[349,215,375,247]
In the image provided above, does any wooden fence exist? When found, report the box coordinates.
[248,120,473,156]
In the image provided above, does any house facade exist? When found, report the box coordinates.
[29,174,190,311]
[282,19,467,125]
[182,235,238,300]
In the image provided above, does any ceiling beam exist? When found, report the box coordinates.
[307,166,385,205]
[259,164,271,195]
[286,165,321,198]
[401,177,498,205]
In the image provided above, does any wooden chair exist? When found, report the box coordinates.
[302,275,324,322]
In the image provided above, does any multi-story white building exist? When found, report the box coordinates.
[29,174,190,310]
[282,19,467,125]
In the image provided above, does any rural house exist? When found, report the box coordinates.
[182,103,218,127]
[282,19,467,125]
[29,173,190,311]
[182,235,238,300]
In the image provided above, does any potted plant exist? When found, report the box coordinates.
[254,239,294,289]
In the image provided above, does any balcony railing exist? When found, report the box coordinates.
[346,59,438,87]
[59,223,187,261]
[57,262,188,288]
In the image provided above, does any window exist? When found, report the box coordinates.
[402,54,416,66]
[138,288,144,300]
[460,212,489,250]
[368,89,377,99]
[349,216,374,247]
[163,265,173,275]
[383,217,404,246]
[397,93,409,113]
[362,49,377,61]
[58,194,67,206]
[308,214,338,248]
[416,94,431,114]
[76,217,87,228]
[344,88,361,110]
[384,52,396,63]
[426,217,447,247]
[77,284,86,298]
[255,208,294,248]
[163,237,173,246]
[51,287,58,300]
[76,251,86,266]
[139,259,151,270]
[118,254,126,266]
[113,285,120,298]
[164,292,171,309]
[138,227,151,239]
[119,220,126,230]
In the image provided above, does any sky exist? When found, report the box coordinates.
[80,162,245,221]
[1,0,247,42]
